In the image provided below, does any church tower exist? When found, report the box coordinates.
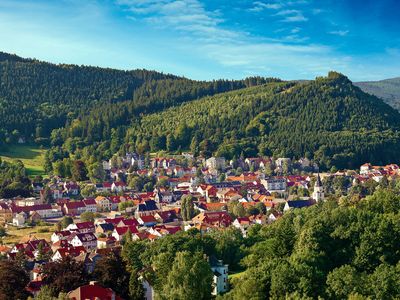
[312,174,324,202]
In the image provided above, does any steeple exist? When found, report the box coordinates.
[315,173,322,187]
[313,173,324,202]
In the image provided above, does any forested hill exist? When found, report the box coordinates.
[355,77,400,111]
[127,72,400,169]
[0,51,269,144]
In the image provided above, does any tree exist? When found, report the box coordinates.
[41,256,89,296]
[0,260,31,300]
[41,186,53,204]
[44,152,53,174]
[71,160,88,181]
[80,184,96,198]
[34,286,69,300]
[87,162,105,183]
[160,251,213,300]
[326,265,366,299]
[93,251,130,299]
[181,195,195,221]
[80,211,95,223]
[60,216,73,229]
[129,269,145,300]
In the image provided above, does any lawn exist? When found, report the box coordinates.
[0,144,47,177]
[1,224,55,245]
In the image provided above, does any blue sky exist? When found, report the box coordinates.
[0,0,399,81]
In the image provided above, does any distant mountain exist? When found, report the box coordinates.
[355,77,400,110]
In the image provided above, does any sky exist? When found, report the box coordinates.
[0,0,399,81]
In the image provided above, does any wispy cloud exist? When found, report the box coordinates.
[249,1,282,12]
[275,9,308,22]
[116,0,239,42]
[329,30,349,36]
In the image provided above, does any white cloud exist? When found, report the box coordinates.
[329,30,349,36]
[249,1,282,12]
[275,9,308,22]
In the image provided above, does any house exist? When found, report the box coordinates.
[154,211,177,223]
[83,198,98,213]
[67,281,123,300]
[360,163,372,175]
[51,231,72,243]
[66,222,95,234]
[205,157,226,170]
[63,181,80,196]
[95,223,114,235]
[112,225,138,241]
[52,246,86,261]
[11,204,63,219]
[95,196,112,211]
[261,178,287,192]
[63,201,86,216]
[135,200,159,218]
[97,236,116,249]
[69,232,97,250]
[111,181,127,193]
[137,215,158,227]
[232,217,251,236]
[210,257,229,295]
[116,218,139,227]
[267,211,282,223]
[12,212,26,227]
[192,211,232,227]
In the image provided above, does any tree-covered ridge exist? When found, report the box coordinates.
[355,77,400,111]
[126,72,400,169]
[0,54,174,140]
[0,51,273,146]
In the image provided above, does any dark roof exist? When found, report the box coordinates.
[98,223,114,232]
[286,199,314,208]
[137,200,158,212]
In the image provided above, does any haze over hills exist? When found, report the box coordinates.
[1,52,400,169]
[355,78,400,111]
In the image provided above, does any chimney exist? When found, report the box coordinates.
[89,281,97,285]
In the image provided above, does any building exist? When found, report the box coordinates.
[210,257,229,295]
[69,232,97,250]
[67,281,123,300]
[312,174,325,202]
[261,178,287,192]
[205,157,226,170]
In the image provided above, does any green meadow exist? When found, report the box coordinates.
[0,145,47,177]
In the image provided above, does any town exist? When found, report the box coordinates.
[0,151,395,299]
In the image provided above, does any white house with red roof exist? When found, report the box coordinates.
[69,232,97,250]
[66,221,95,234]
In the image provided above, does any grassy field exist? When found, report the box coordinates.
[1,224,55,245]
[0,145,47,177]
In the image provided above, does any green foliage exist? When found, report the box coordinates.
[158,251,213,300]
[80,211,95,223]
[0,159,31,198]
[60,216,73,229]
[181,194,195,221]
[224,189,400,299]
[93,251,130,299]
[0,260,31,300]
[40,256,89,296]
[127,74,400,169]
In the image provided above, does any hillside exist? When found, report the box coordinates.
[355,77,400,110]
[0,51,267,146]
[130,72,400,169]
